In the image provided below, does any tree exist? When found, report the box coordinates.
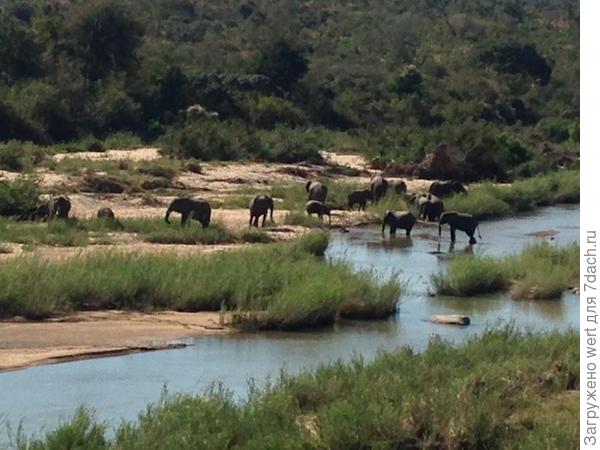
[252,40,308,91]
[72,1,144,80]
[0,12,42,80]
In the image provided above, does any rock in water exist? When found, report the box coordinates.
[429,314,470,326]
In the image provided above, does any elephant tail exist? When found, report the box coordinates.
[165,204,173,224]
[477,226,482,240]
[270,202,275,223]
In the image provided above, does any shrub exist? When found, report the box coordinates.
[248,96,307,129]
[0,177,40,218]
[0,140,44,172]
[160,120,260,161]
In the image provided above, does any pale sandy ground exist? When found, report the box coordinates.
[0,311,230,372]
[0,149,433,369]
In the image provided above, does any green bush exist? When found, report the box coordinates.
[0,140,44,172]
[160,119,261,161]
[247,96,307,129]
[0,177,40,218]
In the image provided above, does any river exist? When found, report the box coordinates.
[0,205,579,444]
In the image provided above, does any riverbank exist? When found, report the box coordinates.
[17,329,579,449]
[432,241,579,299]
[0,311,228,372]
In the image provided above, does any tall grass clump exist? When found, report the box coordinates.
[19,329,578,449]
[0,234,400,327]
[446,170,579,219]
[0,218,89,247]
[284,211,327,228]
[433,242,579,299]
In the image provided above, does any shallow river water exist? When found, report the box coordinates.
[0,205,579,443]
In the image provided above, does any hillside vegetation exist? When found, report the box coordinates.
[1,0,579,179]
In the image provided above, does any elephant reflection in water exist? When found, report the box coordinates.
[369,236,413,252]
[435,241,474,255]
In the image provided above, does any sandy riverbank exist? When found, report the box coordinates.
[0,310,231,372]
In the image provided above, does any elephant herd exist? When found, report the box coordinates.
[32,177,480,245]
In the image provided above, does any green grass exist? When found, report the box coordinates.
[0,232,400,326]
[433,242,579,299]
[18,328,578,449]
[0,217,271,247]
[283,211,328,228]
[0,218,90,247]
[445,171,580,219]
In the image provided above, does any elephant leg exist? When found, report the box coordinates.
[450,226,456,242]
[390,225,397,235]
[406,226,412,237]
[262,214,266,227]
[468,234,477,245]
[181,212,190,227]
[249,214,254,227]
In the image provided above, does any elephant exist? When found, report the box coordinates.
[371,176,388,202]
[305,181,328,202]
[97,207,116,220]
[381,211,417,236]
[165,198,211,228]
[306,200,331,223]
[420,195,444,222]
[393,180,407,195]
[347,189,372,211]
[438,212,481,245]
[34,196,71,220]
[249,195,274,227]
[429,180,467,198]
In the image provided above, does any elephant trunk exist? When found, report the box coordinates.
[381,219,387,233]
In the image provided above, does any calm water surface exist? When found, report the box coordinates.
[0,205,579,443]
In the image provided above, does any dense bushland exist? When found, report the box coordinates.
[0,0,579,174]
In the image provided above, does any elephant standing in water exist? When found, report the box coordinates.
[438,212,481,245]
[381,211,416,236]
[306,181,328,202]
[420,195,444,221]
[371,176,388,203]
[347,189,372,211]
[249,195,274,227]
[165,198,211,228]
[306,200,331,223]
[429,180,466,198]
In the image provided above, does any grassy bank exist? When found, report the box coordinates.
[0,233,400,327]
[433,242,579,299]
[445,170,579,220]
[0,218,272,247]
[18,328,578,449]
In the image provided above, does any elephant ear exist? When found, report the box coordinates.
[305,181,312,192]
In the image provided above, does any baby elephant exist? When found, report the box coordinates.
[97,207,116,220]
[249,195,274,227]
[306,200,331,224]
[35,196,71,220]
[381,211,417,236]
[306,181,328,202]
[438,212,481,245]
[347,189,372,211]
[165,197,211,228]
